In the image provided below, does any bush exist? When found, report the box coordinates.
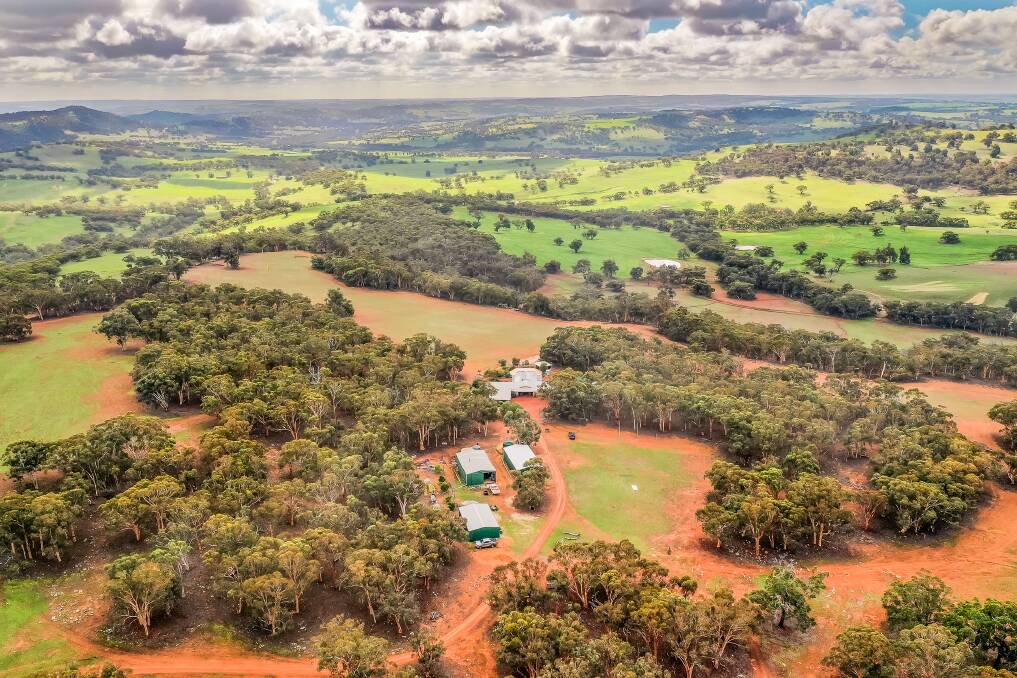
[876,268,897,280]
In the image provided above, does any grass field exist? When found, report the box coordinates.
[0,212,86,248]
[718,225,1017,304]
[553,430,696,554]
[459,208,684,273]
[60,248,155,277]
[0,314,137,454]
[0,580,82,676]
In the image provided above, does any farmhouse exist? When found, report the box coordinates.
[489,366,546,402]
[503,443,537,471]
[643,258,682,269]
[509,366,543,394]
[458,502,501,541]
[455,445,496,486]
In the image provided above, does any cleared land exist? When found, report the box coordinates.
[459,208,685,273]
[0,314,139,455]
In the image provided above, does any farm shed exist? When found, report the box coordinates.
[458,503,501,541]
[503,443,537,471]
[455,445,496,486]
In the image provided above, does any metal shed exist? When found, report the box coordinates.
[503,443,537,471]
[455,445,496,486]
[458,503,501,541]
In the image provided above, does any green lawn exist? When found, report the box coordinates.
[0,314,136,454]
[557,434,696,554]
[460,208,684,273]
[0,580,83,676]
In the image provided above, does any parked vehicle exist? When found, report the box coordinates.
[484,483,501,496]
[474,538,498,549]
[568,431,577,440]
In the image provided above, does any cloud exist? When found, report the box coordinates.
[0,0,1015,97]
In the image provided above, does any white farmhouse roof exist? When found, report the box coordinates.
[457,446,495,474]
[489,382,513,401]
[510,367,543,393]
[734,245,758,251]
[504,444,537,470]
[643,258,682,269]
[458,503,500,532]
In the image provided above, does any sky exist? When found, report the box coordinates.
[2,0,1017,101]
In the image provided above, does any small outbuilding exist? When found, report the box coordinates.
[455,445,496,486]
[458,502,501,541]
[503,443,537,471]
[734,245,758,252]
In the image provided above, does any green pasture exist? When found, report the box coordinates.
[118,169,275,205]
[0,580,83,676]
[61,248,155,277]
[0,313,135,455]
[557,435,695,554]
[0,212,85,248]
[460,208,684,273]
[718,224,1017,304]
[0,176,102,204]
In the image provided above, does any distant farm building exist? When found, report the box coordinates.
[734,245,758,252]
[643,258,682,269]
[455,445,496,486]
[458,502,501,541]
[503,443,537,471]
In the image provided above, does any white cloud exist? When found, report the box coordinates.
[95,18,133,46]
[0,0,1015,98]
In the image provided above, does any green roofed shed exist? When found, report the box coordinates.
[455,445,496,486]
[458,503,501,541]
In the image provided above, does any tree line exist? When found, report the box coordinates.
[657,307,1017,386]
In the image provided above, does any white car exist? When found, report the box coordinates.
[474,538,499,549]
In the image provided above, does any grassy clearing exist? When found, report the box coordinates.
[60,249,155,277]
[557,433,695,554]
[0,314,136,454]
[459,208,684,273]
[0,212,86,248]
[718,225,1017,305]
[0,580,83,676]
[720,224,1017,268]
[184,253,573,373]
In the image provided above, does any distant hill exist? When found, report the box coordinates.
[0,105,137,150]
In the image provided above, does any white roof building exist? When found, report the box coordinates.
[643,258,682,269]
[489,382,513,401]
[503,443,537,471]
[510,367,543,394]
[734,245,758,251]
